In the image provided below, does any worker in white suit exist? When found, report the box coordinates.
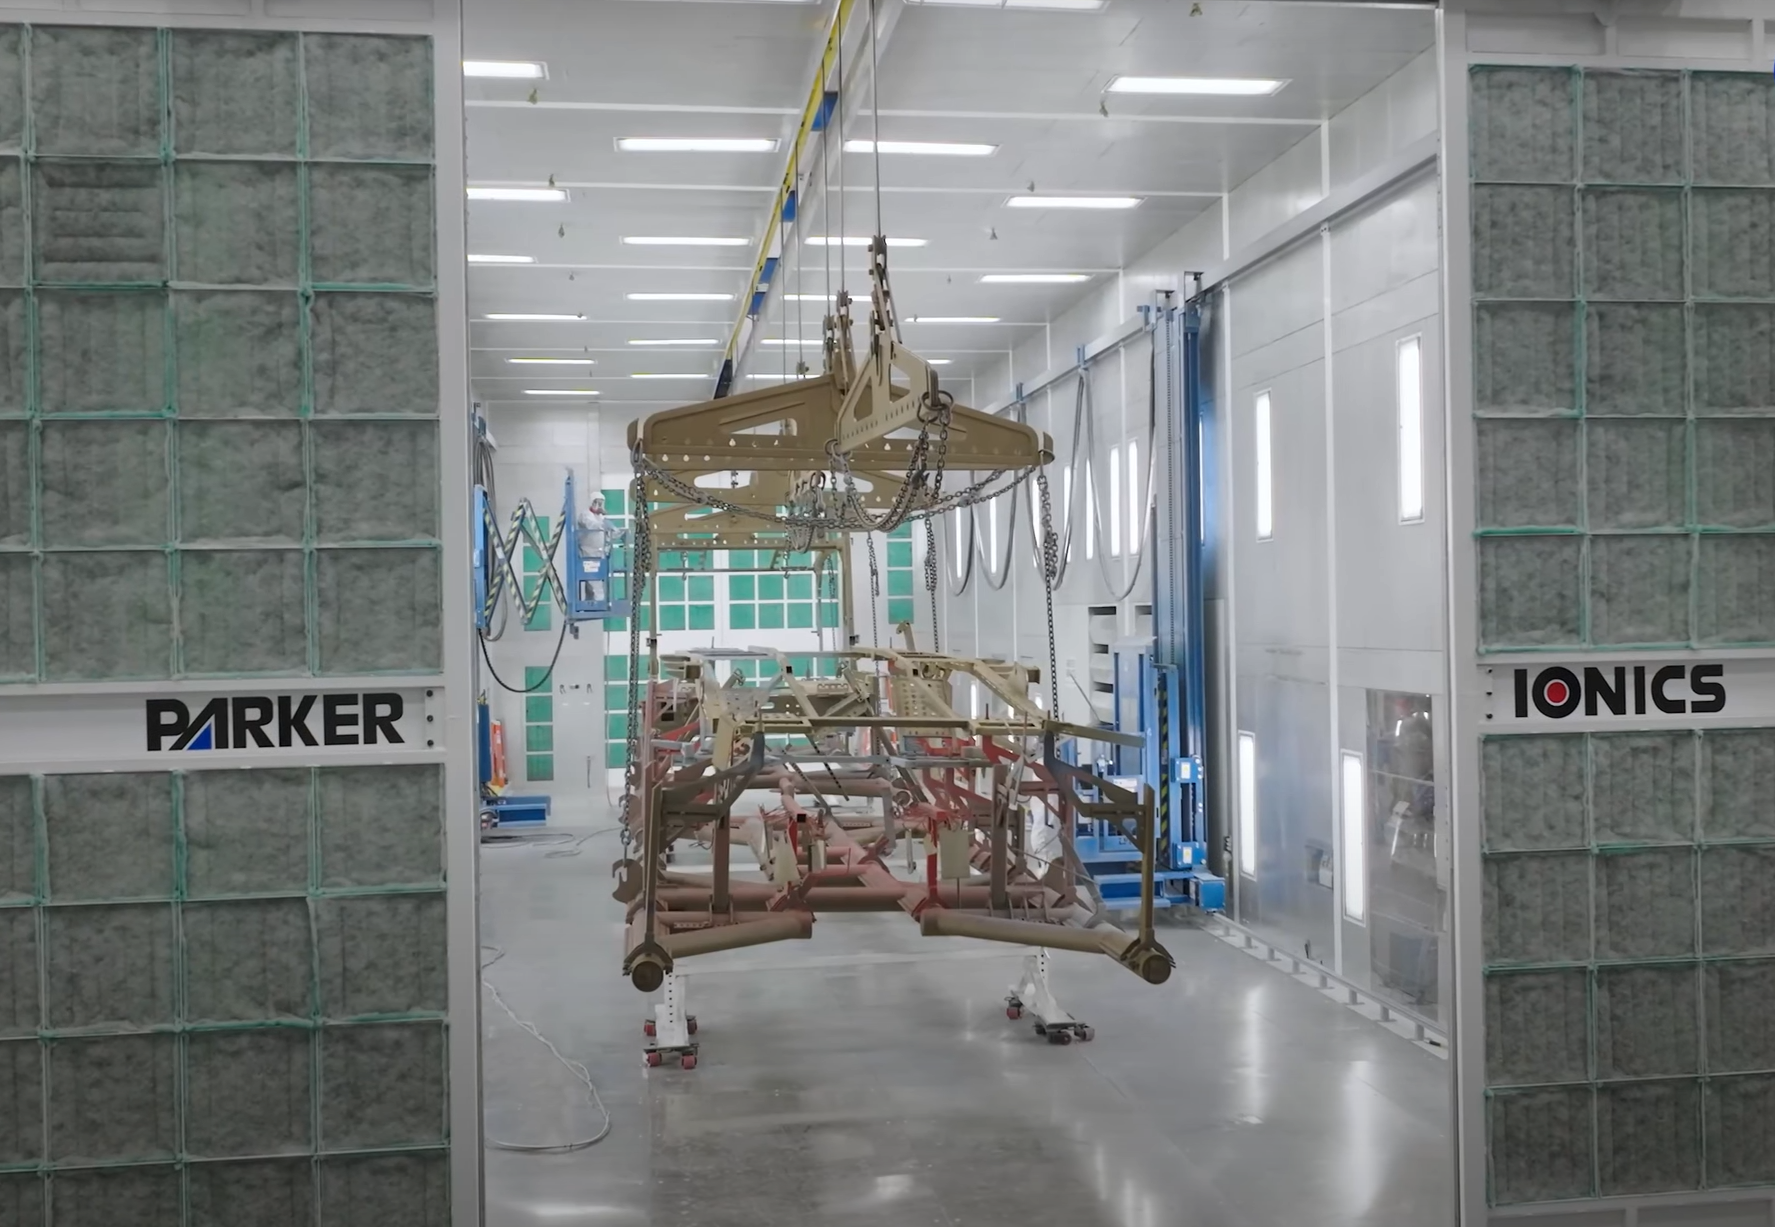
[578,494,620,603]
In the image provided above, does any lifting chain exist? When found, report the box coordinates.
[865,529,882,647]
[618,465,653,851]
[923,515,940,653]
[1035,464,1060,716]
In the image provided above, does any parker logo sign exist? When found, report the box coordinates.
[146,693,407,752]
[1512,664,1726,720]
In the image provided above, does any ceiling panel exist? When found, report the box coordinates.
[463,0,1435,412]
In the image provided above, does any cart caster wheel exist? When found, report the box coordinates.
[643,1021,656,1038]
[645,1051,662,1067]
[680,1053,697,1070]
[1033,1022,1047,1036]
[1006,1006,1022,1020]
[1078,1027,1095,1042]
[687,1017,698,1036]
[1048,1029,1072,1045]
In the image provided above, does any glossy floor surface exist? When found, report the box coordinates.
[479,816,1454,1227]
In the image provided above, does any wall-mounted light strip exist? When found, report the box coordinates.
[628,339,719,346]
[1254,389,1273,541]
[468,253,535,264]
[1238,732,1257,879]
[1108,444,1123,558]
[508,357,594,364]
[1340,751,1367,923]
[524,389,600,396]
[907,316,999,324]
[486,312,583,321]
[1397,335,1424,524]
[627,292,734,302]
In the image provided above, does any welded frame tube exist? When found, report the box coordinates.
[918,910,1136,958]
[659,913,813,958]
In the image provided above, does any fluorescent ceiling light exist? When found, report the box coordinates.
[616,137,778,153]
[906,0,1105,8]
[844,139,997,157]
[805,235,927,248]
[627,292,734,302]
[907,316,999,324]
[1005,195,1140,209]
[508,357,594,364]
[629,338,718,346]
[632,373,708,380]
[524,389,600,396]
[622,236,751,247]
[928,358,953,365]
[463,60,546,79]
[1107,75,1286,96]
[485,312,583,321]
[980,273,1090,284]
[468,186,568,202]
[468,253,535,264]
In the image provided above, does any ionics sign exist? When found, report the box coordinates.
[1512,663,1725,720]
[147,693,408,751]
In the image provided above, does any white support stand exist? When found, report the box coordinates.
[1005,949,1094,1044]
[643,971,699,1069]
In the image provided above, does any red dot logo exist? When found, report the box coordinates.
[1544,679,1569,706]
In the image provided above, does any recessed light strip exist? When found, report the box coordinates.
[463,60,547,79]
[628,339,719,346]
[468,186,568,202]
[907,316,1000,324]
[622,236,751,247]
[627,292,734,302]
[524,389,600,396]
[1005,195,1140,209]
[1106,76,1287,96]
[616,137,779,153]
[843,139,997,157]
[804,235,926,248]
[468,253,535,264]
[485,313,583,321]
[980,273,1091,283]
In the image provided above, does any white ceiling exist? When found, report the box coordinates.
[462,0,1434,419]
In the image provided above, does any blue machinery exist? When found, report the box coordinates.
[1072,297,1226,913]
[473,464,632,829]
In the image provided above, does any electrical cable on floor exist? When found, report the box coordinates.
[480,945,613,1153]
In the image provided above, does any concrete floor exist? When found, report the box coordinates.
[478,817,1454,1227]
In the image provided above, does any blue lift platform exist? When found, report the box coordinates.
[473,467,632,830]
[1072,299,1225,914]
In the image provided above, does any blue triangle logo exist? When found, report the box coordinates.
[187,723,214,751]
